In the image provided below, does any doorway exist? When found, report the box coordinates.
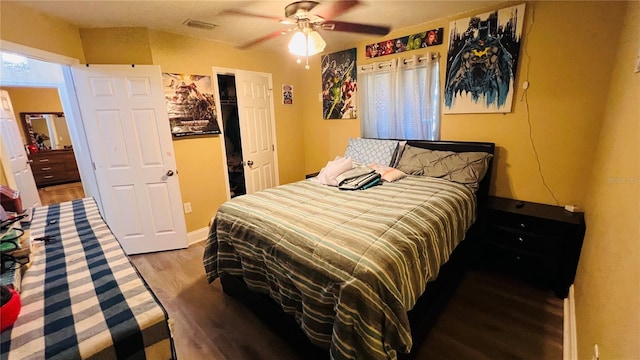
[0,45,99,214]
[0,85,85,206]
[213,67,279,197]
[217,74,246,198]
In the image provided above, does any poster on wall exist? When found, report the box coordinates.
[321,48,357,119]
[443,3,526,114]
[282,84,293,105]
[162,72,221,137]
[365,28,443,58]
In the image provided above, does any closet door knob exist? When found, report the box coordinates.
[247,160,254,168]
[166,170,174,176]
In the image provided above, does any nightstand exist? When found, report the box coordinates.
[482,197,586,298]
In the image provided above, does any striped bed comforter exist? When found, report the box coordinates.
[1,198,174,360]
[203,176,476,360]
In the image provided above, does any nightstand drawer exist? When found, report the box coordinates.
[487,225,554,255]
[488,245,557,287]
[489,211,571,237]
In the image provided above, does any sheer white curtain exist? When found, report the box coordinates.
[359,53,440,140]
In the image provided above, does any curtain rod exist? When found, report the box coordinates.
[403,53,440,64]
[359,52,439,72]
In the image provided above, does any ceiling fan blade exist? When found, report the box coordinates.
[312,0,361,20]
[238,28,290,50]
[322,21,390,36]
[219,8,284,22]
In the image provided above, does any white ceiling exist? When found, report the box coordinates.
[12,0,507,53]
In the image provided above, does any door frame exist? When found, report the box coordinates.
[1,40,102,213]
[212,67,280,199]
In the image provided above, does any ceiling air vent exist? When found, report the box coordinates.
[183,19,218,31]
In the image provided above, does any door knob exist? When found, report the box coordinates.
[166,170,174,176]
[246,160,254,168]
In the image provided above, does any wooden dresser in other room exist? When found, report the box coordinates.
[29,149,80,188]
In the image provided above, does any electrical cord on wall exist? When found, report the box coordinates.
[519,4,561,206]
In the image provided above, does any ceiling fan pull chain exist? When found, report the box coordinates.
[304,32,310,70]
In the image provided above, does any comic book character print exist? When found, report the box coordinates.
[445,17,513,109]
[322,56,357,119]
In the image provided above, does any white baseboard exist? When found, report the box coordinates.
[564,285,578,360]
[187,227,209,245]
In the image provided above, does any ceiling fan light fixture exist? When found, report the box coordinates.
[288,31,308,56]
[288,29,326,57]
[307,30,326,55]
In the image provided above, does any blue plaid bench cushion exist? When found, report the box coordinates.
[0,198,175,360]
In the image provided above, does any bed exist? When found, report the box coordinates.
[1,198,175,360]
[203,140,495,360]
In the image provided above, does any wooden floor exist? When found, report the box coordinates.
[37,182,85,206]
[130,242,563,360]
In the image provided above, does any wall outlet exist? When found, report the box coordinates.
[183,202,192,214]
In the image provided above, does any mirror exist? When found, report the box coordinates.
[20,112,70,152]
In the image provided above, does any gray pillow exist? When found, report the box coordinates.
[396,145,492,191]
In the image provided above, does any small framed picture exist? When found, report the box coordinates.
[282,84,293,105]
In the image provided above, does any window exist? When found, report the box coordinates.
[359,54,440,140]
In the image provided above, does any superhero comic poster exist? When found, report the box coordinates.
[444,3,526,114]
[321,48,357,119]
[162,72,221,137]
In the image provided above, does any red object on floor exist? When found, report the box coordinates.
[0,285,21,332]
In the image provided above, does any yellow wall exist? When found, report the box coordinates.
[0,2,85,62]
[575,2,640,358]
[0,87,64,145]
[301,1,624,209]
[80,28,153,64]
[0,160,7,185]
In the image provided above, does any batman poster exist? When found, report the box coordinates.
[444,4,526,114]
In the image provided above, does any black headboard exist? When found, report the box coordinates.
[402,140,496,239]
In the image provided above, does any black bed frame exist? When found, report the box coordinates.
[220,140,496,359]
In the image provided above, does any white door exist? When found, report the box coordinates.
[235,70,277,194]
[0,90,41,211]
[71,65,187,254]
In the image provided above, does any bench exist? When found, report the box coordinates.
[0,198,175,359]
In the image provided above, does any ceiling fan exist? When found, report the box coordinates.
[221,0,391,63]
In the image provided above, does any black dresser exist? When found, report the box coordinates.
[482,196,586,298]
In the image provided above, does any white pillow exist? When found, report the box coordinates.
[344,138,399,167]
[313,156,354,186]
